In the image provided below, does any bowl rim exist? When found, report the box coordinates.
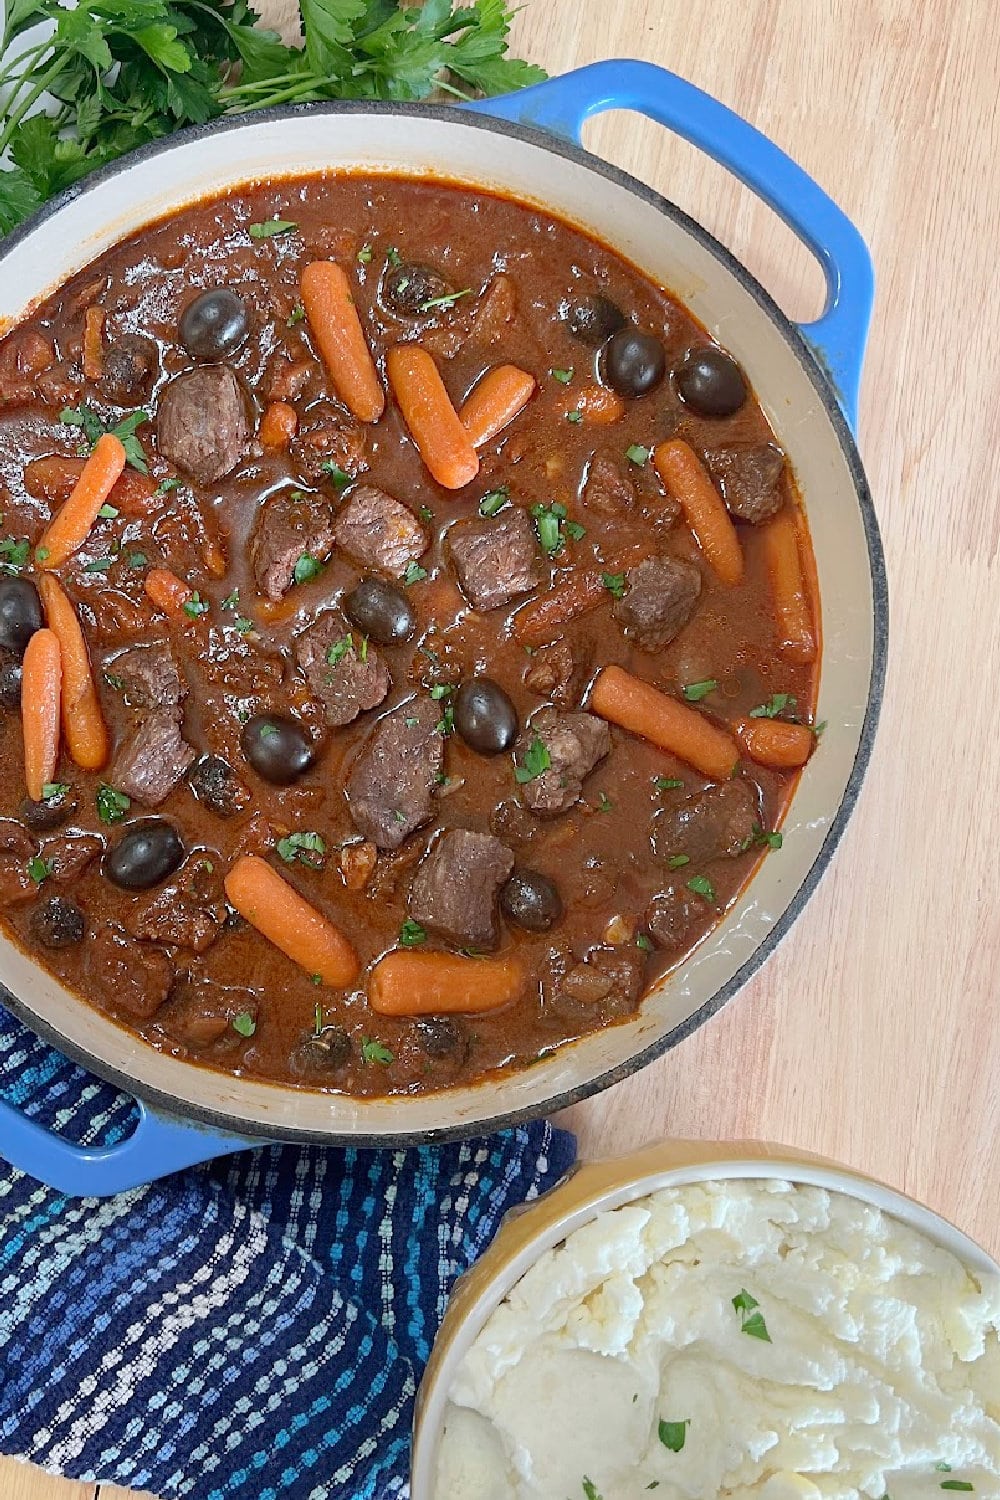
[409,1140,999,1497]
[0,100,888,1143]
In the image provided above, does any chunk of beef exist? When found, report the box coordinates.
[294,613,391,727]
[86,923,174,1020]
[0,819,36,857]
[340,839,377,891]
[107,641,183,716]
[345,698,444,849]
[250,489,336,601]
[644,887,702,953]
[519,708,611,817]
[523,638,586,709]
[408,829,514,950]
[471,274,517,344]
[43,833,103,883]
[582,453,635,517]
[704,443,786,525]
[100,334,158,403]
[651,778,760,865]
[157,365,249,485]
[268,357,312,404]
[290,399,367,483]
[160,977,258,1049]
[113,712,197,806]
[126,855,226,954]
[0,819,38,904]
[552,946,643,1015]
[449,508,542,611]
[613,556,701,651]
[334,485,428,577]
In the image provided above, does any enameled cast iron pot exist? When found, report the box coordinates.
[0,62,886,1195]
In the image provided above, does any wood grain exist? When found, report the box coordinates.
[5,0,1000,1494]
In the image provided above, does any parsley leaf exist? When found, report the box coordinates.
[636,933,653,952]
[420,287,471,312]
[182,591,209,620]
[668,854,690,869]
[550,367,574,384]
[658,1419,689,1453]
[682,679,718,702]
[287,304,306,326]
[479,487,508,517]
[40,783,69,801]
[749,692,798,719]
[654,776,683,791]
[566,409,583,424]
[232,1011,256,1038]
[514,735,551,784]
[733,1288,771,1341]
[602,572,626,598]
[96,785,130,825]
[249,217,297,239]
[0,537,30,572]
[356,243,373,264]
[687,875,716,903]
[326,634,355,667]
[530,500,581,556]
[582,1481,602,1500]
[321,460,351,489]
[625,444,649,466]
[403,560,428,585]
[61,404,150,473]
[293,553,323,585]
[399,918,426,947]
[361,1036,393,1065]
[941,1484,974,1493]
[275,831,326,867]
[27,855,51,884]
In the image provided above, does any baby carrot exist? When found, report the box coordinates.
[387,345,479,490]
[653,438,744,586]
[36,433,127,570]
[21,629,62,802]
[763,509,817,663]
[144,567,193,616]
[460,364,536,447]
[568,385,625,424]
[300,260,384,423]
[734,715,816,769]
[224,855,360,988]
[38,574,109,771]
[259,400,298,449]
[368,950,524,1017]
[512,569,608,646]
[590,664,739,780]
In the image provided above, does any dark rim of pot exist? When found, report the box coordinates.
[0,99,888,1150]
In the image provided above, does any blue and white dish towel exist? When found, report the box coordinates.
[0,1001,576,1498]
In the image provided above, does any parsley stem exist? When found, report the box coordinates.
[0,40,54,92]
[0,55,65,157]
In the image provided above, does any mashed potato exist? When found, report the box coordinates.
[434,1179,1000,1500]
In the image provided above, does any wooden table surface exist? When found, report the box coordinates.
[5,0,1000,1495]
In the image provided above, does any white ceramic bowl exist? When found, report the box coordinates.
[0,102,885,1142]
[410,1138,1000,1496]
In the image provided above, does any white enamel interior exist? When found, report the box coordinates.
[409,1153,1000,1499]
[0,109,876,1138]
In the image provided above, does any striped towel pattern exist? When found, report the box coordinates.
[0,1001,576,1498]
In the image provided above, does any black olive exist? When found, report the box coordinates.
[343,577,416,645]
[100,334,158,401]
[415,1016,467,1061]
[599,326,666,398]
[179,289,250,362]
[0,658,22,708]
[501,868,563,932]
[454,678,519,757]
[188,755,250,818]
[240,714,316,786]
[30,896,85,949]
[0,578,42,656]
[674,346,747,417]
[20,787,77,832]
[565,293,627,348]
[105,818,184,891]
[381,263,451,319]
[291,1025,352,1076]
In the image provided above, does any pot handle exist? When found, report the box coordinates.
[0,1093,257,1196]
[464,59,873,431]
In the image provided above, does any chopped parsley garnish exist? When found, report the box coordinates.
[403,561,428,584]
[314,1000,325,1035]
[275,831,326,867]
[582,1480,602,1500]
[356,244,373,265]
[0,537,30,572]
[436,703,455,736]
[326,635,355,667]
[940,1485,974,1493]
[566,409,583,423]
[248,218,297,239]
[550,367,574,384]
[668,854,690,869]
[514,735,551,784]
[732,1288,771,1341]
[182,592,209,619]
[596,792,613,813]
[231,1011,256,1037]
[361,1036,394,1065]
[41,783,69,801]
[658,1419,689,1453]
[399,919,427,948]
[937,1467,954,1474]
[221,588,240,611]
[565,519,586,541]
[654,776,683,791]
[83,557,114,572]
[479,487,508,517]
[60,404,150,472]
[420,288,471,312]
[259,724,280,741]
[682,679,718,702]
[293,553,323,585]
[429,684,453,700]
[234,617,254,635]
[813,720,827,737]
[155,476,181,495]
[27,856,51,884]
[750,692,797,719]
[419,504,434,522]
[96,785,130,824]
[625,444,649,466]
[385,247,402,267]
[687,875,716,903]
[761,829,783,849]
[128,552,148,569]
[97,503,119,519]
[286,304,306,326]
[602,572,626,598]
[530,501,582,556]
[104,673,124,690]
[636,933,654,952]
[393,810,408,824]
[35,547,49,563]
[321,461,351,488]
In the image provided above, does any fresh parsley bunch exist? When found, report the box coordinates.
[0,0,546,234]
